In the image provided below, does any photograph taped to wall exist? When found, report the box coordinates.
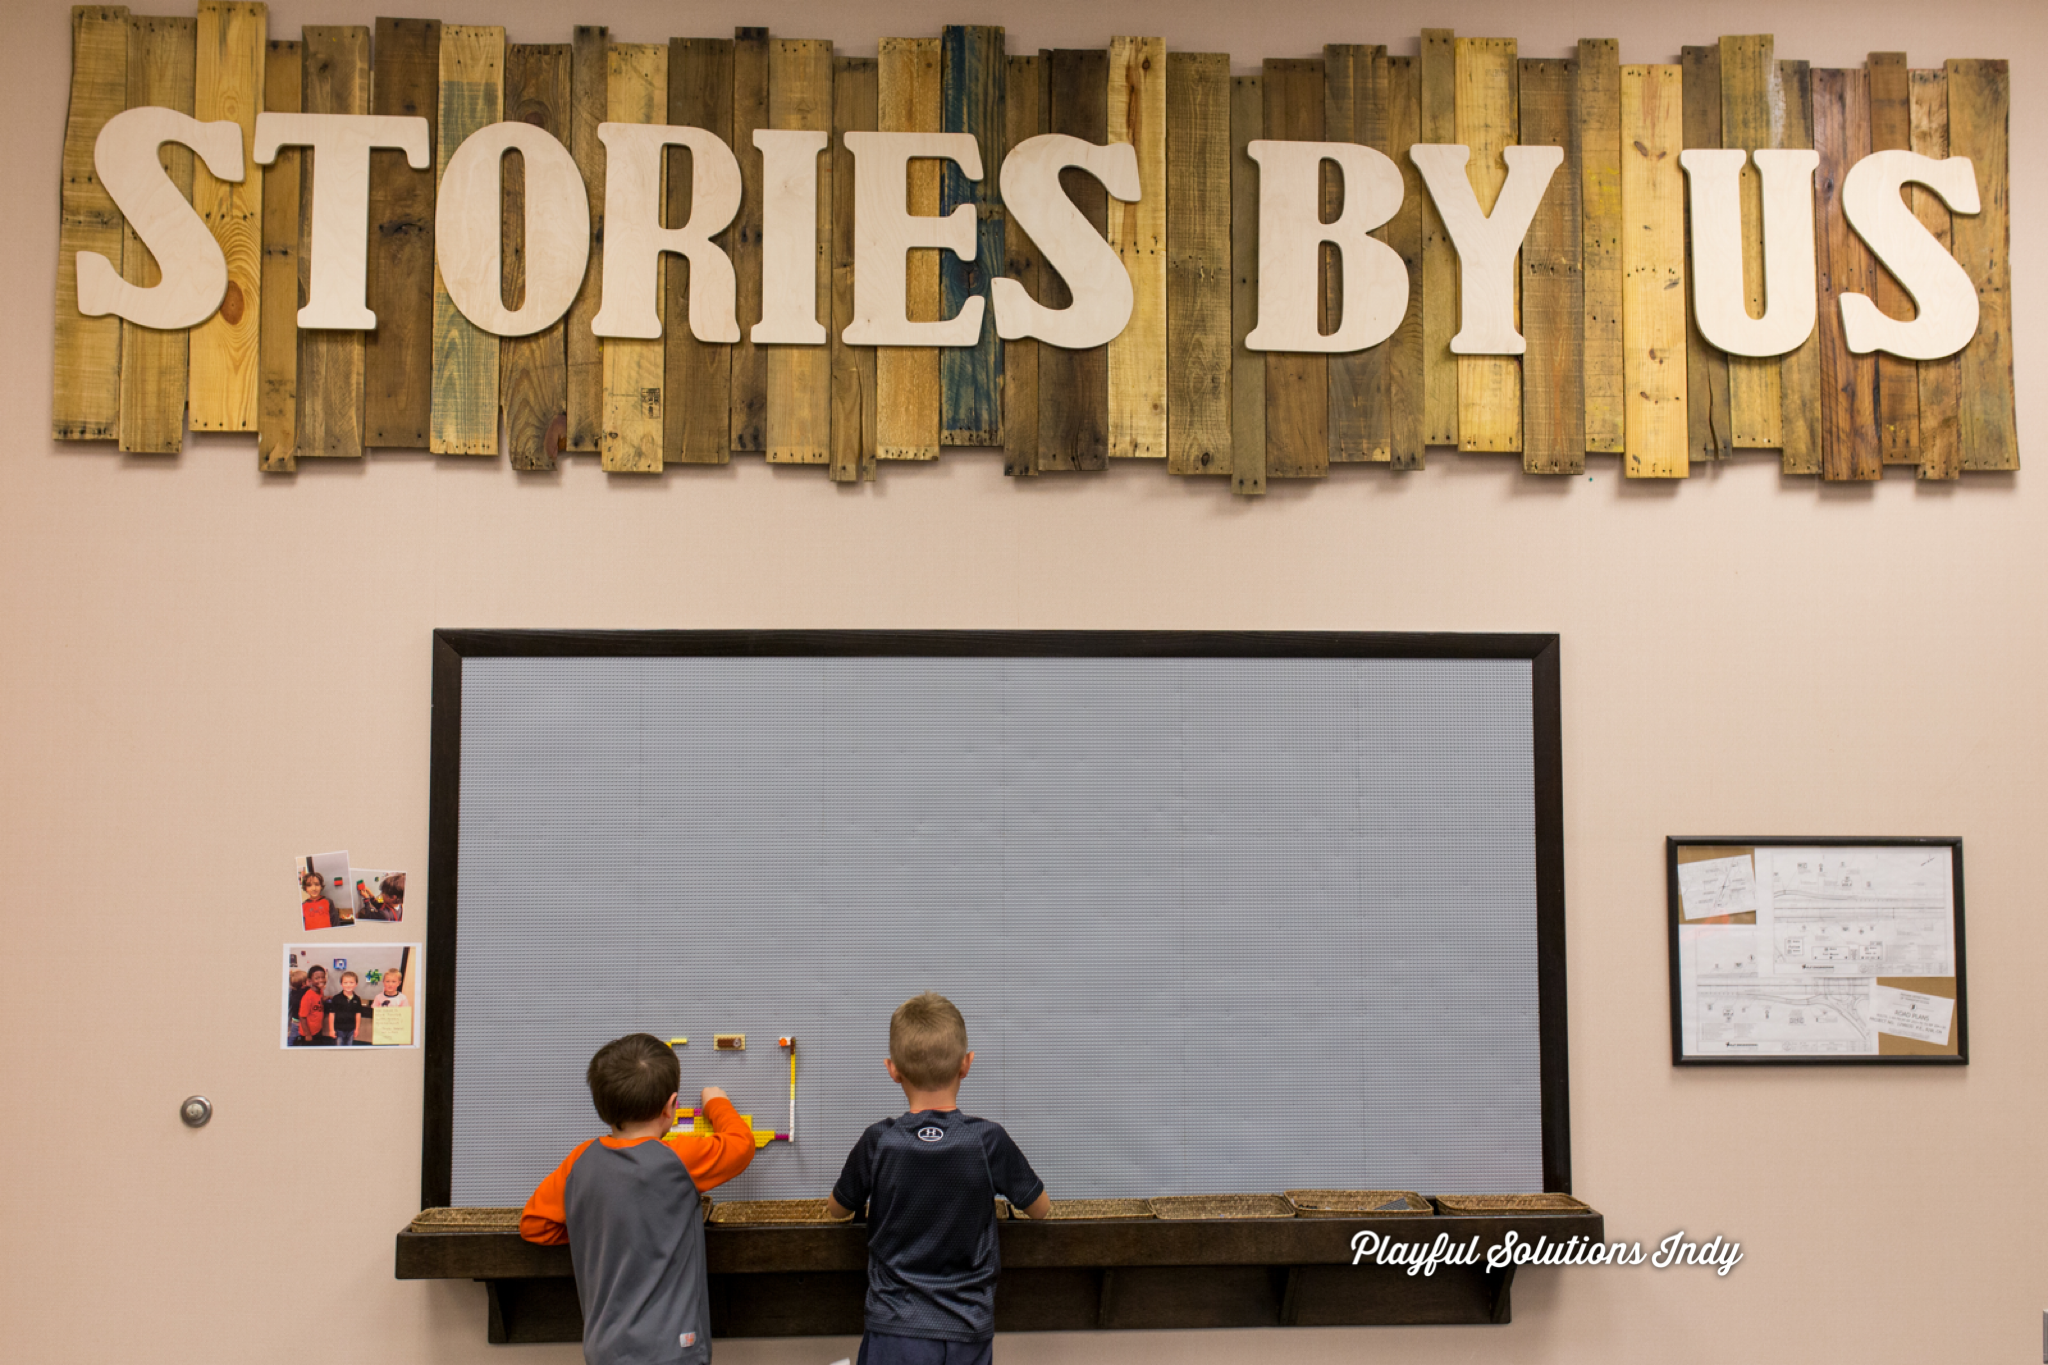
[351,869,406,923]
[300,851,355,930]
[1668,839,1966,1064]
[283,944,419,1049]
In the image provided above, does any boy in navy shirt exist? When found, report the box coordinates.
[826,993,1050,1365]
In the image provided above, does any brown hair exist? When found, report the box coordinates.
[301,871,325,896]
[889,992,969,1090]
[586,1033,681,1128]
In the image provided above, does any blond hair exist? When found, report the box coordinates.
[890,992,968,1089]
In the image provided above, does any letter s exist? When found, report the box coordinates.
[990,133,1138,348]
[77,107,245,329]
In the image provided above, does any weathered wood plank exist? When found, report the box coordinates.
[1718,34,1783,448]
[1040,47,1108,472]
[730,27,769,454]
[1681,44,1729,462]
[1518,56,1583,474]
[429,24,503,456]
[1910,69,1960,481]
[876,36,941,460]
[187,0,263,432]
[1619,63,1687,478]
[940,24,1003,447]
[501,42,569,470]
[1107,34,1167,459]
[765,37,832,465]
[1814,67,1879,481]
[598,40,663,472]
[1777,60,1821,474]
[1946,58,2016,471]
[1166,50,1230,476]
[364,17,439,449]
[1868,51,1917,465]
[297,24,368,459]
[1387,53,1425,470]
[832,56,879,481]
[999,52,1041,478]
[564,25,607,452]
[53,4,129,442]
[1419,28,1457,446]
[1325,43,1390,463]
[667,38,735,466]
[118,13,196,455]
[1230,71,1264,493]
[256,35,300,470]
[1263,57,1327,478]
[1576,38,1622,456]
[1455,37,1519,453]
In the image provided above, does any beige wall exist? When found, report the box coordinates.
[3,0,2041,1360]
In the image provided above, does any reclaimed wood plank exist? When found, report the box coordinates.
[1229,72,1265,492]
[187,0,263,432]
[1040,47,1108,472]
[1107,34,1167,459]
[1325,43,1390,463]
[1619,63,1687,478]
[1455,37,1519,453]
[940,24,1004,447]
[1387,54,1425,470]
[1518,56,1582,474]
[1946,58,2015,471]
[502,42,569,470]
[297,24,369,459]
[1868,51,1917,465]
[832,55,879,481]
[1263,57,1327,478]
[1576,38,1622,455]
[667,37,735,466]
[363,17,439,449]
[118,13,196,455]
[564,25,607,452]
[1910,68,1960,481]
[876,36,941,460]
[1814,67,1878,481]
[1778,60,1821,474]
[598,40,663,472]
[256,35,300,470]
[999,52,1041,477]
[730,27,769,454]
[53,4,129,442]
[1419,28,1457,446]
[1166,50,1230,476]
[764,38,832,465]
[1681,44,1729,461]
[430,24,504,456]
[1718,34,1783,448]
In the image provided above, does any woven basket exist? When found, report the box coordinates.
[1147,1194,1295,1221]
[1035,1198,1155,1221]
[705,1198,855,1226]
[1285,1189,1433,1218]
[1435,1193,1590,1215]
[407,1207,523,1233]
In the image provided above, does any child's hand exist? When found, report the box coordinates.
[700,1086,728,1107]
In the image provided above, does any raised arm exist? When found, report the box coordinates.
[666,1087,756,1192]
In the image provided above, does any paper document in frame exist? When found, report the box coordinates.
[1678,853,1758,920]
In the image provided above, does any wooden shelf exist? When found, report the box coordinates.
[396,1205,1604,1341]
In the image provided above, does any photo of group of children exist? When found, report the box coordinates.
[298,850,406,931]
[283,944,418,1048]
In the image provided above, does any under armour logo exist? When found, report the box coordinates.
[916,1126,945,1143]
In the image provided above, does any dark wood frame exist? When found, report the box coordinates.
[424,629,1573,1205]
[1664,836,1968,1066]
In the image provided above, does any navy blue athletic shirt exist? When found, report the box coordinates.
[832,1109,1045,1341]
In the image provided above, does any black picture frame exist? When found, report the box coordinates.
[1665,836,1968,1066]
[422,629,1571,1206]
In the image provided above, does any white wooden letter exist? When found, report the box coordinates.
[988,133,1139,348]
[592,123,741,341]
[753,128,829,344]
[1409,143,1564,354]
[77,107,245,329]
[436,121,591,337]
[842,130,985,347]
[1679,148,1819,357]
[1243,140,1407,352]
[1840,149,1982,360]
[253,112,432,330]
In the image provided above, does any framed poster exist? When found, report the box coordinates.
[1667,837,1967,1065]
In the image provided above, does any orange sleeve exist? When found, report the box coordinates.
[663,1096,756,1192]
[520,1139,595,1244]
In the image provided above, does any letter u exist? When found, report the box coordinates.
[1678,148,1820,357]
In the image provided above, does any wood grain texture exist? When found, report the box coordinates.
[1517,56,1583,474]
[501,43,569,470]
[1108,35,1167,459]
[363,17,439,449]
[940,25,1004,447]
[876,37,941,460]
[1324,43,1389,463]
[1386,54,1425,470]
[1619,63,1687,478]
[187,0,263,432]
[765,38,832,465]
[1680,44,1729,462]
[1576,38,1622,455]
[1166,51,1229,476]
[831,55,879,481]
[1946,58,2016,471]
[430,25,504,456]
[1910,69,1960,481]
[296,25,368,459]
[1777,60,1822,474]
[1419,28,1457,446]
[1262,57,1327,478]
[1718,34,1783,448]
[118,14,196,455]
[729,27,768,454]
[1814,67,1878,481]
[1455,37,1519,453]
[1868,51,1917,465]
[999,52,1041,478]
[667,38,735,466]
[256,36,300,470]
[564,25,607,452]
[1040,48,1108,472]
[598,41,663,472]
[1229,72,1264,493]
[53,4,128,441]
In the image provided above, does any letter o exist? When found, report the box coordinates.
[436,121,590,336]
